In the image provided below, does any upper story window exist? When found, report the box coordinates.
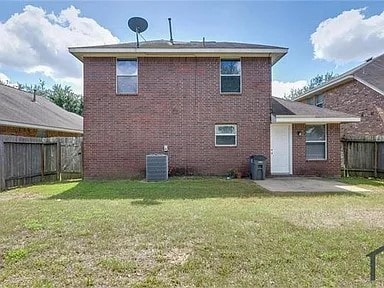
[116,59,138,94]
[306,95,324,108]
[306,124,327,160]
[306,97,315,105]
[315,94,324,108]
[215,124,237,147]
[220,59,241,93]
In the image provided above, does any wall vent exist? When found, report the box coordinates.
[146,154,168,181]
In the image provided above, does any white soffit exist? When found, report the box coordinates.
[273,116,361,124]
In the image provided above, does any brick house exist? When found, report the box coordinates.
[0,84,83,137]
[69,40,359,178]
[295,53,384,138]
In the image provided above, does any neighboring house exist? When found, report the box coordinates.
[295,53,384,138]
[0,84,83,137]
[69,40,359,178]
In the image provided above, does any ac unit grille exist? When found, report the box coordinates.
[146,154,168,181]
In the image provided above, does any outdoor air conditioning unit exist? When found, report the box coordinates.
[146,154,168,181]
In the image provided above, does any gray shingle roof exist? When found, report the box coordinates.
[295,52,384,100]
[355,54,384,92]
[72,39,287,50]
[0,84,83,134]
[69,40,288,65]
[272,97,357,118]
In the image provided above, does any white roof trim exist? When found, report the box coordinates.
[0,120,83,134]
[295,75,354,101]
[69,47,288,65]
[354,76,384,96]
[69,47,288,54]
[273,115,361,124]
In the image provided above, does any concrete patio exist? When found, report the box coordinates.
[255,177,369,193]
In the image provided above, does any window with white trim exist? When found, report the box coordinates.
[220,59,241,93]
[116,59,138,94]
[306,124,326,160]
[215,124,237,146]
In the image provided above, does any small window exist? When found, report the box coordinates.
[306,124,326,160]
[307,95,324,107]
[315,95,324,108]
[116,59,138,94]
[220,59,241,93]
[306,97,315,105]
[215,124,237,146]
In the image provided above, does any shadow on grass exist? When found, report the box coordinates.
[131,199,162,206]
[48,178,269,200]
[47,178,364,201]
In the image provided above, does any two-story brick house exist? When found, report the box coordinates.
[295,53,384,138]
[70,40,359,178]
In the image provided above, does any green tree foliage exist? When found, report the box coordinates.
[18,79,47,96]
[18,80,83,116]
[47,84,83,116]
[284,72,338,100]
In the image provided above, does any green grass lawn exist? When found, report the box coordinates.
[1,177,384,287]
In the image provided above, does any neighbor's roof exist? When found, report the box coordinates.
[272,97,360,123]
[69,39,288,65]
[0,84,83,134]
[295,53,384,101]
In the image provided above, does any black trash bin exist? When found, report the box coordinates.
[249,155,267,180]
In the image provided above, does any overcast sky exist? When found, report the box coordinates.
[1,1,384,97]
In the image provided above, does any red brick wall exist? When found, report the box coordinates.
[83,56,272,178]
[0,126,38,137]
[0,125,80,138]
[292,123,341,177]
[300,80,384,137]
[46,131,81,137]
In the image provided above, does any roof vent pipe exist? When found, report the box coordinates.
[168,18,174,44]
[32,89,36,102]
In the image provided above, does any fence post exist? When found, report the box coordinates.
[343,140,349,177]
[374,141,378,178]
[0,136,5,191]
[81,139,84,179]
[40,143,45,180]
[57,140,61,181]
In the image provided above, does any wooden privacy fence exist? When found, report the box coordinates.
[0,136,83,191]
[342,135,384,178]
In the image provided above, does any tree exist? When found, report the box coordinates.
[46,84,83,116]
[284,72,337,100]
[18,79,47,96]
[19,80,83,116]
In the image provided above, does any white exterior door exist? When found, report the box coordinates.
[270,124,292,175]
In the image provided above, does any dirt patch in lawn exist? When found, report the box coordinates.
[0,191,43,201]
[284,208,384,229]
[165,247,192,265]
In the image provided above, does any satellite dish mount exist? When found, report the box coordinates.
[128,17,148,48]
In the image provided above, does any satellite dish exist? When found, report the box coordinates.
[128,17,148,34]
